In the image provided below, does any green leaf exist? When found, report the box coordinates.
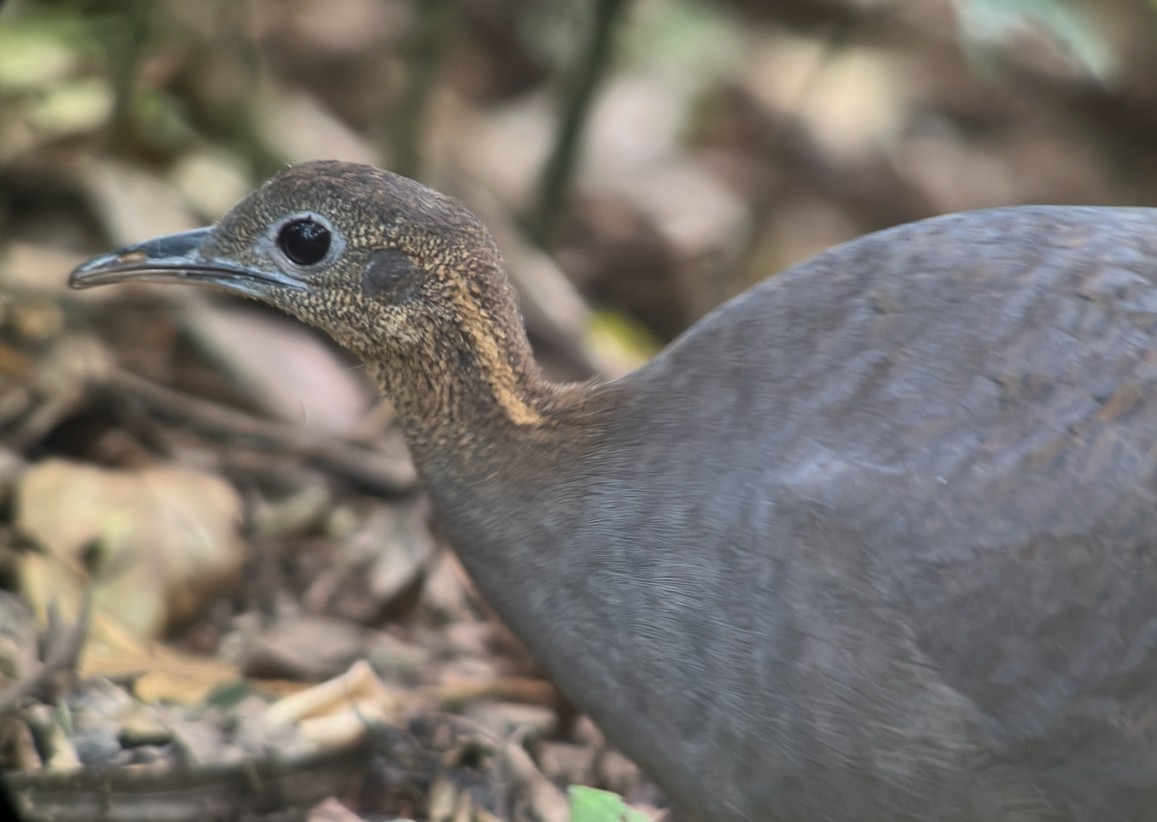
[568,786,651,822]
[952,0,1114,79]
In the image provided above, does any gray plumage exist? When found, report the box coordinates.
[70,163,1157,820]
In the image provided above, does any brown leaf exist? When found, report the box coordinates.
[181,302,371,434]
[17,459,244,639]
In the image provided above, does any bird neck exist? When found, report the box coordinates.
[364,315,575,466]
[361,245,608,478]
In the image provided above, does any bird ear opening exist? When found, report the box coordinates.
[362,248,419,304]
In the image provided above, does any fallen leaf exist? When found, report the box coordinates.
[17,459,245,639]
[181,302,371,434]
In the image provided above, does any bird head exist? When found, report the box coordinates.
[69,160,517,364]
[70,160,551,436]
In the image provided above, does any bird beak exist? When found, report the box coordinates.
[68,227,306,298]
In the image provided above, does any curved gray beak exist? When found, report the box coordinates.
[68,228,305,298]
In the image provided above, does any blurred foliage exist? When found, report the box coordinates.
[954,0,1113,78]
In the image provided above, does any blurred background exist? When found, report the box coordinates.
[2,0,1157,820]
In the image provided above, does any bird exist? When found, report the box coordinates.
[69,160,1157,821]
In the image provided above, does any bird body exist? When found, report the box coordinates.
[70,163,1157,820]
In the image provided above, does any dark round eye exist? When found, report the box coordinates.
[277,218,331,266]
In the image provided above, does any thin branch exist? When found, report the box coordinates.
[0,595,91,714]
[528,0,631,245]
[103,368,417,495]
[107,0,150,147]
[390,0,454,179]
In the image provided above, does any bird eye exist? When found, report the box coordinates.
[277,218,331,266]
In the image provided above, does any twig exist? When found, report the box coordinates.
[528,0,631,244]
[424,676,561,711]
[103,368,417,495]
[390,0,454,179]
[107,0,151,146]
[0,595,91,714]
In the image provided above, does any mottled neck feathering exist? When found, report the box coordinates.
[362,237,558,452]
